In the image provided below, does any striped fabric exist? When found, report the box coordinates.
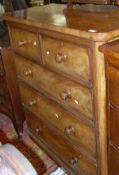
[0,113,67,175]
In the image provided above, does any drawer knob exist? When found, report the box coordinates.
[23,69,32,76]
[46,50,50,55]
[69,157,79,166]
[29,100,37,106]
[65,126,75,135]
[60,91,71,100]
[18,40,27,47]
[55,52,67,63]
[35,126,45,133]
[35,128,42,133]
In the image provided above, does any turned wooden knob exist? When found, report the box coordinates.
[35,126,45,133]
[69,157,79,166]
[35,128,42,133]
[23,69,32,76]
[64,126,75,135]
[55,52,67,63]
[18,40,27,47]
[60,91,71,100]
[29,100,37,106]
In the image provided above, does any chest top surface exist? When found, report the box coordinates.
[4,4,119,41]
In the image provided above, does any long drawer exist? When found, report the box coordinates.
[26,110,97,175]
[42,36,91,84]
[19,82,96,157]
[108,65,119,107]
[15,54,94,120]
[109,105,119,148]
[9,27,41,62]
[109,144,119,175]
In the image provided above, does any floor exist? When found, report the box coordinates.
[0,113,67,175]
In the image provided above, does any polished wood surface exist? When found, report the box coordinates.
[100,39,119,175]
[9,27,41,62]
[14,54,94,120]
[63,0,111,4]
[109,144,119,175]
[42,36,91,83]
[5,4,118,175]
[4,4,119,41]
[27,111,97,175]
[19,82,96,157]
[0,49,13,118]
[108,65,119,107]
[1,48,25,133]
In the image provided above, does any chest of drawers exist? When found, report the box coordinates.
[5,3,119,175]
[100,40,119,175]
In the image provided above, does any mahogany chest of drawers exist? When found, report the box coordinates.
[5,3,119,175]
[100,40,119,175]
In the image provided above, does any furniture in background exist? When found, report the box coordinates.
[30,0,44,6]
[0,39,13,120]
[100,40,119,175]
[4,0,28,12]
[4,3,119,175]
[0,39,25,133]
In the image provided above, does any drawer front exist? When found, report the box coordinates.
[9,27,41,61]
[19,83,96,157]
[42,36,91,83]
[109,144,119,175]
[26,111,97,175]
[15,55,93,120]
[109,106,119,147]
[108,66,119,107]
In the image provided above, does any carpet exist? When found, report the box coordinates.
[0,113,66,175]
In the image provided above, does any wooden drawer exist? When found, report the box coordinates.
[108,65,119,107]
[109,106,119,147]
[26,111,97,175]
[42,36,91,84]
[109,144,119,175]
[9,27,41,61]
[15,55,93,120]
[19,82,96,157]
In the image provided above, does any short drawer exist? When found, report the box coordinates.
[109,106,119,147]
[19,82,96,157]
[108,65,119,107]
[26,111,97,175]
[109,144,119,175]
[42,36,91,84]
[15,55,94,120]
[9,27,41,61]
